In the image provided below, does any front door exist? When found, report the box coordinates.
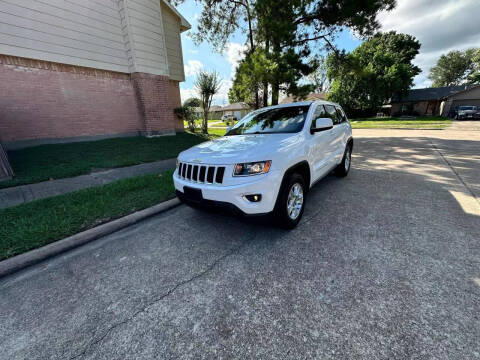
[307,104,335,183]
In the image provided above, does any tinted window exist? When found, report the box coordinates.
[335,106,347,123]
[324,105,340,125]
[226,105,310,135]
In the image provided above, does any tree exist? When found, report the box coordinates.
[467,49,480,84]
[327,31,421,115]
[174,101,197,132]
[307,55,329,92]
[428,49,476,87]
[229,48,277,107]
[182,0,397,106]
[195,71,221,134]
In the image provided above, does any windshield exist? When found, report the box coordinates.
[226,105,311,135]
[459,106,475,110]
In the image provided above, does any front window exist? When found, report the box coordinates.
[459,106,475,111]
[226,105,310,135]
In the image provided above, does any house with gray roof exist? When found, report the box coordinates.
[391,85,480,117]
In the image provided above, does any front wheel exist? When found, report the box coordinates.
[335,144,352,177]
[273,173,306,229]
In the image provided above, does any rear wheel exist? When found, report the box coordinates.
[273,173,306,229]
[335,144,352,177]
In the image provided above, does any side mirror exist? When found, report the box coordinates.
[310,118,333,134]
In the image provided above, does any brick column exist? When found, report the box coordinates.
[131,73,176,136]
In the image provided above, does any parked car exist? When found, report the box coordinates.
[456,106,477,120]
[221,114,238,122]
[174,101,353,228]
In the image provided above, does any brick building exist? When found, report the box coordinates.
[0,0,190,149]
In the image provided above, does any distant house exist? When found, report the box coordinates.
[193,105,223,120]
[391,85,480,117]
[221,102,251,119]
[209,105,224,120]
[280,92,326,104]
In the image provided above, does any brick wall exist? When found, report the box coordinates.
[168,80,183,131]
[131,73,176,136]
[0,56,181,147]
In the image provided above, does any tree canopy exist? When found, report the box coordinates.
[428,49,477,87]
[178,0,397,107]
[327,31,421,115]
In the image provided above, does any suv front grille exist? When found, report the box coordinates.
[178,162,226,184]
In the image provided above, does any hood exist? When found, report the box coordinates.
[179,133,301,164]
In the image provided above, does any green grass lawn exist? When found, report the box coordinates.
[0,171,176,260]
[1,133,207,189]
[350,117,451,129]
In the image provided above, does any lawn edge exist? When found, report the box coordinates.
[0,197,181,278]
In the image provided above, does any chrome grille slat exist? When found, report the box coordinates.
[179,163,225,184]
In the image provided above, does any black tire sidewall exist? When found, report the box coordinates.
[335,144,352,177]
[274,173,306,229]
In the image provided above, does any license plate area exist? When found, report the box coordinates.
[183,186,203,202]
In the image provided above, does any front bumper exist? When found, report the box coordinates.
[173,170,283,215]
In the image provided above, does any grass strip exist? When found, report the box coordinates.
[0,171,175,260]
[2,133,207,189]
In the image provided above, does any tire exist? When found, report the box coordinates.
[335,143,352,177]
[273,173,306,229]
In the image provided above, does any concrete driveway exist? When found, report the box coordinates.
[1,122,480,359]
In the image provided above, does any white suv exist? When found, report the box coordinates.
[174,101,353,228]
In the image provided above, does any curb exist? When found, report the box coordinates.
[0,198,181,278]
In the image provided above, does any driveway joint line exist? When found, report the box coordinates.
[68,236,253,360]
[428,138,480,206]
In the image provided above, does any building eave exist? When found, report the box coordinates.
[161,0,191,32]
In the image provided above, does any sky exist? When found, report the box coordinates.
[177,0,480,105]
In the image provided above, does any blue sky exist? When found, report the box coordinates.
[176,0,480,105]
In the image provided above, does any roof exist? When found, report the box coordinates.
[161,0,191,32]
[209,105,223,112]
[280,92,326,104]
[392,85,475,102]
[222,102,250,111]
[259,99,338,111]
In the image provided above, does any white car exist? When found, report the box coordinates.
[174,101,353,228]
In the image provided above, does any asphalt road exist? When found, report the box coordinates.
[1,122,480,359]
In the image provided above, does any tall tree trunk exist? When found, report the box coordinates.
[244,0,259,109]
[263,38,270,107]
[202,95,209,134]
[272,82,279,105]
[263,82,268,107]
[271,39,281,105]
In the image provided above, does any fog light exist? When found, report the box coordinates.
[245,194,262,202]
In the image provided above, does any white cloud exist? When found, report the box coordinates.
[184,60,203,77]
[377,0,480,88]
[212,79,232,105]
[226,42,247,76]
[180,87,197,103]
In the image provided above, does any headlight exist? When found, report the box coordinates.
[233,161,271,176]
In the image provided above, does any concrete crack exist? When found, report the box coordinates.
[68,237,253,360]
